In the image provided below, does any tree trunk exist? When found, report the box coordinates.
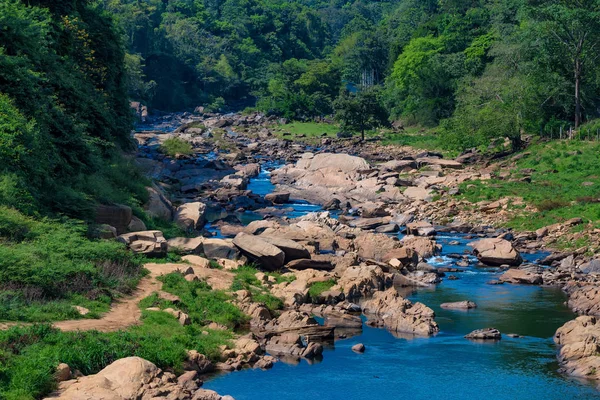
[575,58,581,128]
[361,128,365,141]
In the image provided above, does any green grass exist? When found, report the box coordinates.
[0,307,233,400]
[230,265,286,313]
[459,140,600,231]
[308,279,336,302]
[377,126,450,154]
[270,121,340,143]
[160,138,193,157]
[158,273,248,329]
[0,207,145,322]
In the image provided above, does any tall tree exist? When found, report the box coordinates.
[333,87,389,141]
[530,0,600,127]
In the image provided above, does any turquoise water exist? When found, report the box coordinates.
[204,231,600,399]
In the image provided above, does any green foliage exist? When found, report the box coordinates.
[160,138,193,157]
[334,87,389,140]
[308,279,336,302]
[0,207,144,321]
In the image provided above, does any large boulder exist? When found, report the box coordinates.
[399,236,441,260]
[362,288,439,336]
[258,236,310,263]
[297,153,370,172]
[465,328,501,340]
[117,231,167,257]
[336,265,392,299]
[554,316,600,382]
[144,186,173,221]
[354,233,400,261]
[43,357,231,400]
[174,202,206,232]
[471,238,522,266]
[95,204,132,235]
[203,238,239,260]
[233,233,285,271]
[499,268,542,285]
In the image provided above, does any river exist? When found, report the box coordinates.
[202,163,600,400]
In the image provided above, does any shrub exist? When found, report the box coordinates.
[308,279,336,302]
[160,138,193,157]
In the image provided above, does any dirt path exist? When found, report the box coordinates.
[0,263,207,333]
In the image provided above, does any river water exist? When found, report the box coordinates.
[203,164,600,399]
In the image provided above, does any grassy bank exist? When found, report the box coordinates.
[0,271,243,400]
[460,140,600,231]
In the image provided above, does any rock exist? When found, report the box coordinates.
[499,269,542,285]
[259,236,310,262]
[233,233,285,271]
[403,187,434,201]
[285,259,334,271]
[144,186,173,221]
[43,357,228,400]
[55,363,71,382]
[73,306,90,315]
[471,238,522,266]
[440,301,477,310]
[359,202,389,218]
[354,233,400,261]
[89,224,117,239]
[406,221,436,236]
[351,343,365,353]
[567,285,600,316]
[380,159,417,172]
[265,192,290,204]
[580,259,600,275]
[182,255,211,268]
[323,198,342,210]
[117,230,168,257]
[175,202,206,232]
[167,237,204,254]
[95,204,132,235]
[416,157,463,169]
[384,247,419,268]
[203,238,239,259]
[297,153,370,172]
[400,236,440,260]
[337,265,392,299]
[362,288,439,336]
[465,328,501,340]
[554,316,600,382]
[351,217,391,230]
[128,216,147,232]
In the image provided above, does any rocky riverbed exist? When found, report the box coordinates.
[70,111,600,399]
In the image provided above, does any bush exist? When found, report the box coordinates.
[160,138,193,157]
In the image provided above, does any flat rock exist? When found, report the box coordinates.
[465,328,501,340]
[285,259,334,271]
[440,301,477,310]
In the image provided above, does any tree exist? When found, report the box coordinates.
[530,0,600,127]
[333,87,389,141]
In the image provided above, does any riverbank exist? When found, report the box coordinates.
[3,111,600,399]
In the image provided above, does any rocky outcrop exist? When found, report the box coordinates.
[297,153,370,172]
[233,233,285,270]
[471,238,522,266]
[117,231,167,257]
[95,204,132,235]
[336,265,392,299]
[203,238,239,259]
[175,202,206,232]
[566,285,600,316]
[144,185,173,221]
[44,357,233,400]
[554,316,600,382]
[362,288,439,336]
